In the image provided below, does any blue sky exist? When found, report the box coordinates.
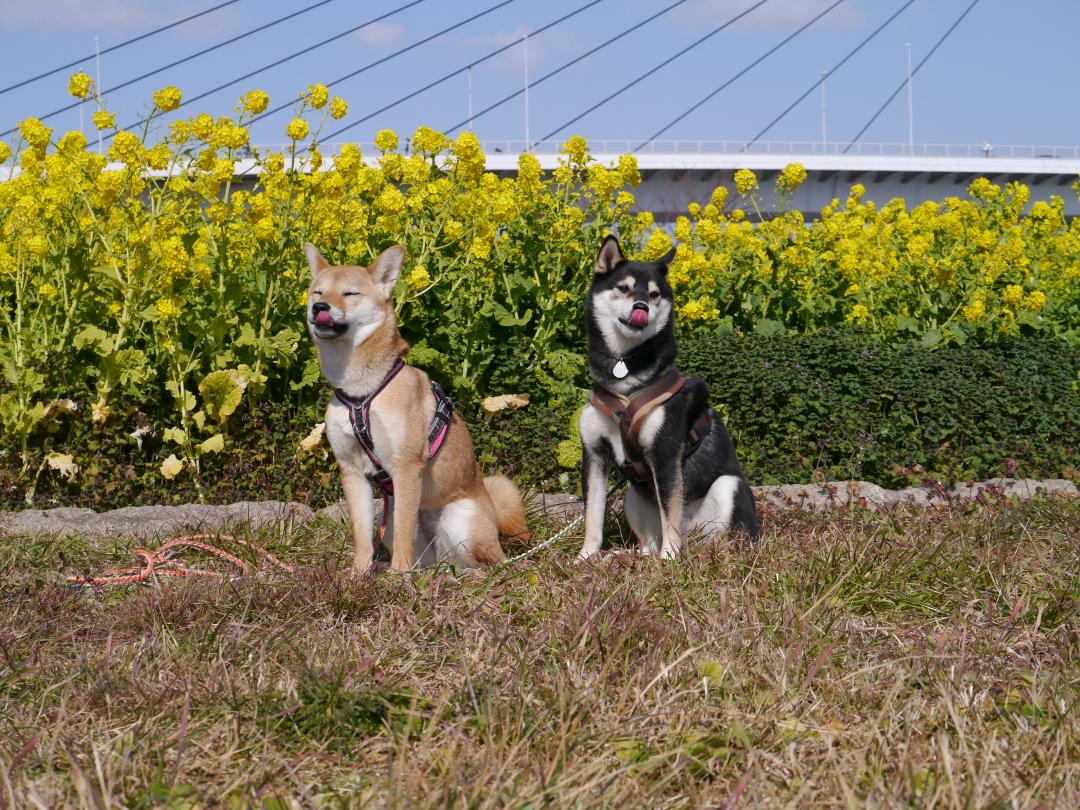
[1,0,1077,152]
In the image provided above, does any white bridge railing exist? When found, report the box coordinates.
[276,139,1080,160]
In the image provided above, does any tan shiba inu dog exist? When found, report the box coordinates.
[305,243,528,572]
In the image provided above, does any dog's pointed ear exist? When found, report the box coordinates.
[595,235,624,275]
[370,244,405,299]
[305,243,328,279]
[656,246,677,275]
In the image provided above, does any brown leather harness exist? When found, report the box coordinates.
[590,368,711,484]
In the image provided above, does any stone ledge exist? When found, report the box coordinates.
[0,478,1074,539]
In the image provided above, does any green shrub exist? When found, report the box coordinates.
[681,331,1080,486]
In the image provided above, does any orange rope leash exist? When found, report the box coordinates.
[69,496,391,587]
[65,533,295,587]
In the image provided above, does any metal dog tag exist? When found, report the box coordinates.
[612,360,628,379]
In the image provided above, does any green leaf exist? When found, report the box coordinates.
[199,370,246,423]
[198,433,225,454]
[73,324,111,355]
[163,426,187,446]
[920,329,942,348]
[896,315,921,334]
[235,323,258,348]
[754,318,786,337]
[290,356,323,391]
[697,660,725,684]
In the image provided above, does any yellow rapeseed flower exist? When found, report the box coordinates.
[58,130,88,153]
[1023,290,1046,311]
[412,125,447,155]
[108,131,144,166]
[406,265,432,290]
[155,296,181,321]
[0,142,12,163]
[191,113,214,140]
[307,83,329,109]
[153,86,183,112]
[618,154,641,187]
[19,118,52,150]
[962,293,986,323]
[242,89,270,115]
[777,162,807,192]
[286,118,310,141]
[375,129,398,152]
[561,135,588,166]
[1003,284,1024,308]
[734,169,757,195]
[68,71,93,99]
[38,282,58,300]
[92,110,116,131]
[847,303,871,324]
[26,234,50,257]
[329,96,348,120]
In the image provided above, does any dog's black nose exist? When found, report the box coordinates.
[632,301,649,313]
[312,301,330,313]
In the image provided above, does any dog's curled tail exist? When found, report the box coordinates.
[483,475,530,541]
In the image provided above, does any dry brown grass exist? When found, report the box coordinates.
[1,496,1078,808]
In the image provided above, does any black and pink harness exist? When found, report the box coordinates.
[333,358,454,495]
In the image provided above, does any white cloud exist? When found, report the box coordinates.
[674,0,868,32]
[0,0,160,30]
[350,20,407,48]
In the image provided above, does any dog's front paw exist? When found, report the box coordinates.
[576,546,602,563]
[339,563,375,580]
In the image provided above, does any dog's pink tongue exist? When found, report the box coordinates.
[629,308,649,327]
[315,311,334,328]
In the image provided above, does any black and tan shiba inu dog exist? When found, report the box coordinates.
[577,235,761,559]
[305,243,528,572]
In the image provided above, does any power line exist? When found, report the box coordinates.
[843,0,982,152]
[107,0,436,135]
[635,0,847,150]
[443,0,695,135]
[744,0,915,149]
[1,0,346,138]
[318,0,607,144]
[540,0,770,144]
[247,0,520,130]
[0,0,243,96]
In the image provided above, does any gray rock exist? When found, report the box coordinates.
[0,477,1074,537]
[0,501,312,539]
[314,499,386,524]
[532,493,583,522]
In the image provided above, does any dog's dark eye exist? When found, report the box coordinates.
[616,285,632,295]
[342,291,360,297]
[649,290,661,300]
[311,290,322,296]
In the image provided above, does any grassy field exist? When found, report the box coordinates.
[1,496,1078,808]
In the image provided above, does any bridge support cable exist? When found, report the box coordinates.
[843,0,983,153]
[539,0,771,144]
[634,0,847,151]
[245,0,521,130]
[317,0,608,145]
[743,0,916,151]
[443,0,696,135]
[0,0,242,96]
[1,0,350,138]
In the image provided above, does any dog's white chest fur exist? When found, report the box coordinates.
[579,401,666,467]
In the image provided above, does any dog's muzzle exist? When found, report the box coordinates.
[310,301,346,336]
[312,301,334,328]
[628,301,649,328]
